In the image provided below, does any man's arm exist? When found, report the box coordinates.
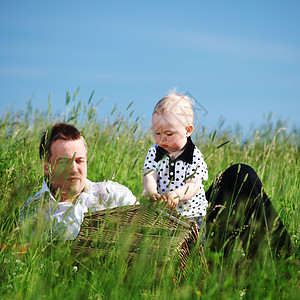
[103,180,138,207]
[19,192,79,241]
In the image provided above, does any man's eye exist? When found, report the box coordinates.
[166,133,173,136]
[155,132,160,135]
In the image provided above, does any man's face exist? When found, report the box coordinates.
[44,138,87,201]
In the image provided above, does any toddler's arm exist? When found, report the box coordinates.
[142,169,166,202]
[166,178,202,208]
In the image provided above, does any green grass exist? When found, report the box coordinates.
[0,92,299,299]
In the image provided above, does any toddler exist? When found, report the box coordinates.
[142,92,208,226]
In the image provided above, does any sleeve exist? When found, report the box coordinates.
[19,193,73,241]
[19,197,32,223]
[102,180,138,208]
[188,148,208,181]
[142,145,158,172]
[19,191,49,223]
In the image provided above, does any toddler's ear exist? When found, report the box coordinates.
[186,125,194,137]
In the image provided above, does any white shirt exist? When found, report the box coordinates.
[20,179,137,240]
[143,137,208,219]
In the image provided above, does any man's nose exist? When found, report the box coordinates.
[70,162,78,173]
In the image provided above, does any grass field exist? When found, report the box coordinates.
[0,93,299,299]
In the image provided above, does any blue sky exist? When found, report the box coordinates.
[1,0,299,133]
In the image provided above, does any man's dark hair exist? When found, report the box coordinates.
[39,123,87,161]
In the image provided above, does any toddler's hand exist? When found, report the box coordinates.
[151,193,167,202]
[166,191,180,209]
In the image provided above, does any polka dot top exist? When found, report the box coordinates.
[143,137,208,219]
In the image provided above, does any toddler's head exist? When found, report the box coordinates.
[152,93,194,154]
[153,93,194,127]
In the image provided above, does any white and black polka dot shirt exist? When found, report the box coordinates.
[143,137,208,219]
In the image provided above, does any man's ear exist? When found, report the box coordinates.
[186,124,194,137]
[43,160,50,176]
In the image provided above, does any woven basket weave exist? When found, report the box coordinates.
[71,204,207,275]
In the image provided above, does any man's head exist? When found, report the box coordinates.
[40,123,87,202]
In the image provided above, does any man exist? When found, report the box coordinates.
[20,122,137,240]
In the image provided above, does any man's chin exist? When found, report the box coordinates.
[63,184,84,198]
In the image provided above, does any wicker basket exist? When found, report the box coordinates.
[71,204,208,275]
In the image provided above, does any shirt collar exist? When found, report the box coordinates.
[42,178,92,203]
[42,179,54,197]
[154,136,195,164]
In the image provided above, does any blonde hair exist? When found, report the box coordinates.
[153,92,194,126]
